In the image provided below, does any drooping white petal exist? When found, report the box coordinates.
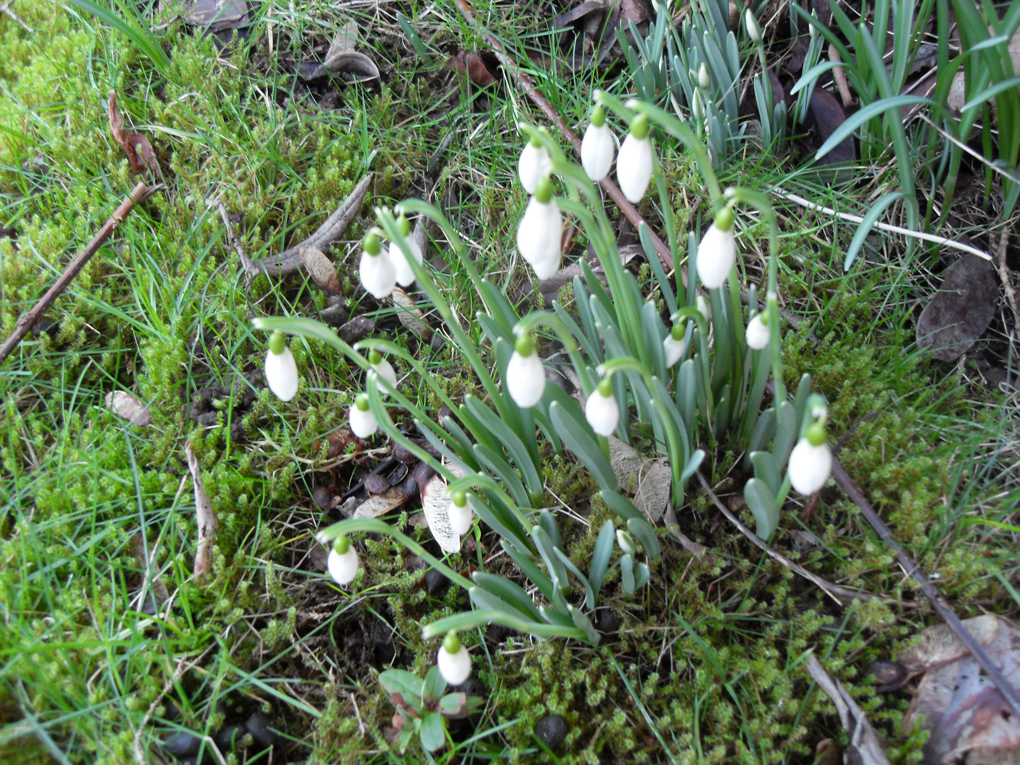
[616,134,654,203]
[581,122,615,181]
[371,358,397,393]
[437,644,472,686]
[349,405,379,438]
[518,142,552,194]
[265,346,299,401]
[359,251,397,299]
[517,197,562,266]
[745,314,770,350]
[788,438,832,495]
[663,334,686,368]
[696,223,736,289]
[327,546,360,585]
[530,252,562,280]
[389,238,423,287]
[448,500,475,537]
[506,350,546,408]
[585,388,620,436]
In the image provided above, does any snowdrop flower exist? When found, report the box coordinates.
[327,536,360,586]
[518,135,552,195]
[506,333,546,408]
[581,105,615,182]
[348,393,378,438]
[585,377,620,436]
[697,62,711,90]
[696,207,736,289]
[447,490,475,537]
[369,350,397,394]
[359,232,396,299]
[617,113,653,203]
[696,295,711,324]
[788,422,831,495]
[692,89,704,122]
[389,214,423,287]
[746,312,770,350]
[745,9,761,43]
[438,631,471,685]
[663,322,686,367]
[517,176,562,275]
[616,529,636,555]
[264,331,298,401]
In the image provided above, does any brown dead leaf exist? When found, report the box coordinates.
[160,0,247,31]
[105,391,152,426]
[900,616,1020,765]
[446,51,500,87]
[608,436,670,524]
[185,441,218,581]
[301,246,341,296]
[391,287,434,341]
[916,255,998,361]
[353,486,412,519]
[805,88,855,182]
[315,428,359,460]
[107,91,161,179]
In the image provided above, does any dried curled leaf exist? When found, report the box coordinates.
[107,91,161,179]
[301,246,341,296]
[105,391,152,426]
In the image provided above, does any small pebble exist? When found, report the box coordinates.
[162,730,201,757]
[535,714,569,749]
[244,712,277,750]
[424,568,451,597]
[214,723,246,751]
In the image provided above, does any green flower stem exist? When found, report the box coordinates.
[423,608,586,641]
[599,356,686,492]
[316,517,474,590]
[774,472,792,507]
[375,206,512,424]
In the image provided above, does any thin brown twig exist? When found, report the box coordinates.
[994,230,1020,344]
[207,198,259,276]
[830,459,1020,718]
[696,472,884,606]
[0,0,33,33]
[0,181,151,365]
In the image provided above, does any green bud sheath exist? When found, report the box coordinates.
[596,377,613,397]
[369,349,382,365]
[397,215,411,237]
[806,422,827,446]
[630,113,650,140]
[715,204,735,232]
[591,104,606,127]
[355,393,371,412]
[535,176,554,204]
[450,490,467,507]
[364,232,381,256]
[269,331,286,355]
[529,133,543,148]
[514,333,534,357]
[443,631,462,653]
[671,322,686,340]
[333,536,351,554]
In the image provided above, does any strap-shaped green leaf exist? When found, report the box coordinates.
[469,586,536,621]
[750,451,781,495]
[844,192,905,271]
[553,547,596,611]
[472,572,543,622]
[633,561,651,591]
[538,510,563,550]
[748,406,776,455]
[772,401,797,466]
[620,553,636,595]
[640,223,678,317]
[477,278,519,338]
[533,526,569,592]
[681,450,705,487]
[466,396,543,494]
[572,277,603,364]
[744,478,780,539]
[627,517,662,561]
[540,604,576,629]
[588,520,616,605]
[815,96,935,160]
[502,540,553,601]
[474,444,529,508]
[792,373,813,433]
[641,300,668,381]
[568,604,600,646]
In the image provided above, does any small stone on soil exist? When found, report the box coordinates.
[535,714,569,749]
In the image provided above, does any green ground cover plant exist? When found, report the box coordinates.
[2,0,1020,762]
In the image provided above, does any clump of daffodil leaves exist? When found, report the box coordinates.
[254,94,831,680]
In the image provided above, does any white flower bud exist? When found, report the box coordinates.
[698,62,711,89]
[616,529,636,555]
[663,333,686,367]
[745,9,761,42]
[518,140,552,194]
[349,395,379,438]
[447,492,475,536]
[389,238,423,288]
[788,438,832,495]
[617,133,654,203]
[370,355,397,393]
[581,122,615,182]
[517,197,562,268]
[359,234,396,299]
[745,314,770,350]
[265,335,298,402]
[696,222,736,289]
[506,347,546,408]
[438,634,472,685]
[327,539,360,585]
[585,384,620,436]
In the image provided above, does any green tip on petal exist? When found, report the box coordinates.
[591,104,606,127]
[806,422,827,446]
[355,393,371,411]
[596,377,613,397]
[364,232,381,256]
[369,349,383,365]
[714,204,735,232]
[514,333,534,357]
[397,215,411,237]
[450,490,467,507]
[443,631,462,653]
[671,322,685,340]
[268,331,286,355]
[630,113,650,140]
[528,133,543,148]
[535,176,554,204]
[332,535,351,554]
